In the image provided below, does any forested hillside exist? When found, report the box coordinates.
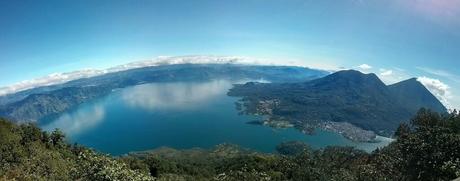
[1,108,460,180]
[228,70,447,137]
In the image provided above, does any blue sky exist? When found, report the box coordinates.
[0,0,459,108]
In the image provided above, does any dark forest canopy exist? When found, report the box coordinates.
[1,108,460,180]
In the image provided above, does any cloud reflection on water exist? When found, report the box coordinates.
[43,79,267,137]
[120,80,235,110]
[43,105,105,136]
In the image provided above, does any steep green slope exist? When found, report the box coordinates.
[0,118,153,180]
[2,109,460,180]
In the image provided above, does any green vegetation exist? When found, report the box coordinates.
[0,118,153,181]
[1,108,460,180]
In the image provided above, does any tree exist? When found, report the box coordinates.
[19,123,42,144]
[410,108,441,129]
[394,123,411,138]
[50,129,65,148]
[396,109,460,180]
[276,141,311,156]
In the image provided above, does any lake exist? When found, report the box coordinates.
[40,80,392,155]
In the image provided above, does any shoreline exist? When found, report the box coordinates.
[247,117,387,143]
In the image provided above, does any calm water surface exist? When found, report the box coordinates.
[40,80,392,155]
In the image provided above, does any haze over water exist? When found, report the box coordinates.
[40,80,391,155]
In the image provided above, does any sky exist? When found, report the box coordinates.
[0,0,459,109]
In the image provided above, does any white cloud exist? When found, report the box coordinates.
[394,67,405,72]
[357,64,372,70]
[0,56,259,96]
[0,55,328,96]
[0,69,105,96]
[377,68,410,85]
[380,69,393,76]
[108,55,254,72]
[417,76,452,109]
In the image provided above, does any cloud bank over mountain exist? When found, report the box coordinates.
[0,55,317,96]
[0,69,106,96]
[0,55,456,110]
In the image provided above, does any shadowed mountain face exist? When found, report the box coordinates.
[1,86,112,123]
[0,64,328,122]
[228,70,447,136]
[388,78,447,114]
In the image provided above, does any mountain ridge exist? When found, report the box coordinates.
[0,66,447,137]
[0,64,328,122]
[228,70,447,136]
[388,77,447,114]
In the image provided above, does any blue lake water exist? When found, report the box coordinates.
[40,80,392,155]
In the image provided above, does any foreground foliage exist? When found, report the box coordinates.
[1,109,459,180]
[0,118,153,181]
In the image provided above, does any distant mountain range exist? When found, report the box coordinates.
[0,64,328,122]
[228,70,447,136]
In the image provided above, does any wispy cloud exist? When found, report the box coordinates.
[377,68,410,85]
[379,69,393,76]
[416,66,460,83]
[396,0,460,27]
[394,67,405,72]
[417,66,453,77]
[417,76,452,109]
